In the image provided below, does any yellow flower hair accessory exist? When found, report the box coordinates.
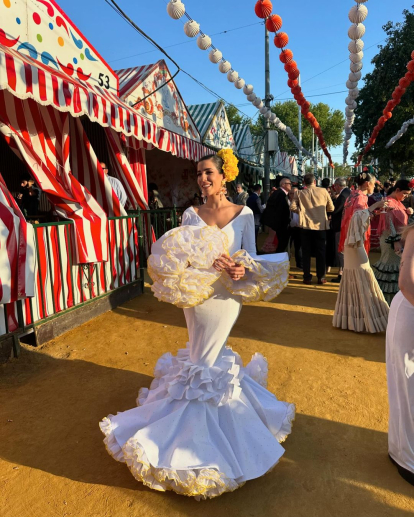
[217,149,239,183]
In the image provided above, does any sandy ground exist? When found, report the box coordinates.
[1,261,414,517]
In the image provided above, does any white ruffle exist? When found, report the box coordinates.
[148,226,289,307]
[244,352,269,388]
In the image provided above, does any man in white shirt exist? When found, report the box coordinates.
[100,162,128,208]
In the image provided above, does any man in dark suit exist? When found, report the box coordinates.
[262,176,292,253]
[330,177,351,283]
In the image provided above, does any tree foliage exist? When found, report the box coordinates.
[353,7,414,175]
[226,101,344,154]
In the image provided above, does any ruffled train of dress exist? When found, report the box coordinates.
[100,346,295,500]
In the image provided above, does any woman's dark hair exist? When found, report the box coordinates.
[198,154,224,174]
[355,171,374,186]
[387,179,411,196]
[321,178,330,188]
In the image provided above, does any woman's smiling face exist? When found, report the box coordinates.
[197,158,223,198]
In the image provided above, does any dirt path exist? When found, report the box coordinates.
[1,270,414,517]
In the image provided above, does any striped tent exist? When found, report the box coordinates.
[188,101,236,151]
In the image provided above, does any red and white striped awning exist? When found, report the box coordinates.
[0,43,210,162]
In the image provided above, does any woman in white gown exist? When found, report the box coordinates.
[100,151,294,499]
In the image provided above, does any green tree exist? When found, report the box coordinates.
[250,101,345,152]
[225,104,248,126]
[353,7,414,175]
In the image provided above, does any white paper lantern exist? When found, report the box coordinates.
[349,51,364,63]
[349,71,362,82]
[264,111,272,120]
[235,78,245,89]
[355,0,368,3]
[208,49,222,63]
[278,123,286,131]
[346,79,358,89]
[346,98,357,109]
[253,97,263,107]
[243,84,254,95]
[259,105,268,114]
[350,62,363,73]
[247,93,257,102]
[348,39,364,53]
[348,23,366,40]
[218,60,231,73]
[197,34,212,50]
[269,113,278,123]
[349,5,368,24]
[348,88,359,99]
[167,0,186,20]
[227,70,239,82]
[184,20,200,38]
[345,107,354,116]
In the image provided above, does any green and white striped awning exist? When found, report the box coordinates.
[187,101,221,140]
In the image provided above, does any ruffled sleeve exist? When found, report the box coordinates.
[220,210,290,303]
[345,209,370,248]
[148,226,228,308]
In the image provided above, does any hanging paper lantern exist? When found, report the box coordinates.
[349,51,363,64]
[291,85,301,95]
[227,70,239,82]
[386,100,397,111]
[264,111,273,120]
[411,50,414,59]
[346,80,358,89]
[302,101,311,112]
[348,88,359,100]
[383,111,393,120]
[348,5,368,24]
[254,0,273,19]
[284,61,298,74]
[407,60,414,72]
[274,32,289,49]
[247,93,257,102]
[197,34,212,50]
[218,60,231,73]
[235,78,245,89]
[348,24,366,40]
[350,62,363,73]
[167,0,186,20]
[266,14,283,32]
[260,106,269,114]
[208,49,222,63]
[243,84,254,95]
[288,69,300,80]
[287,78,299,88]
[348,39,364,54]
[253,98,263,108]
[184,20,200,38]
[280,49,294,64]
[349,71,362,82]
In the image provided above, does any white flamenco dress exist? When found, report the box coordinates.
[100,206,295,499]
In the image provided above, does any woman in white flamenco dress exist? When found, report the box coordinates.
[100,152,295,499]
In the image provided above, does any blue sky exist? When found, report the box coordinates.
[60,0,410,163]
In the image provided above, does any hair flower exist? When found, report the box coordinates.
[217,149,239,183]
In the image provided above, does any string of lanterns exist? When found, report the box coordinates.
[385,116,414,148]
[343,0,368,165]
[166,0,313,159]
[356,50,414,165]
[254,0,334,168]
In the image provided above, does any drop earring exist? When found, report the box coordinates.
[219,179,226,200]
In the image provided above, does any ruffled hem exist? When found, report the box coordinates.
[100,419,242,500]
[148,226,289,307]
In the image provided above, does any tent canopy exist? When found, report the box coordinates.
[188,101,236,151]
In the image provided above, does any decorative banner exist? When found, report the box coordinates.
[165,0,312,159]
[356,50,414,165]
[254,0,334,167]
[385,116,414,148]
[0,0,118,94]
[343,0,368,165]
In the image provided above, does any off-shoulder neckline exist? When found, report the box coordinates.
[189,205,246,230]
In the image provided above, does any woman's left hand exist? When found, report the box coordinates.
[225,264,246,281]
[394,241,403,256]
[406,207,414,215]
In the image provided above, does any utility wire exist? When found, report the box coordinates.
[109,22,263,64]
[104,0,255,122]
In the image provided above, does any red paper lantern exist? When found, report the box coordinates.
[411,50,414,60]
[301,101,311,111]
[386,100,397,111]
[274,32,289,48]
[407,60,414,72]
[254,0,273,19]
[383,111,393,120]
[287,78,298,88]
[291,85,301,95]
[280,49,294,64]
[284,61,298,74]
[399,76,411,89]
[288,68,300,80]
[266,14,282,32]
[406,71,414,82]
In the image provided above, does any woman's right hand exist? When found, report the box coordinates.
[213,254,235,272]
[370,199,387,213]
